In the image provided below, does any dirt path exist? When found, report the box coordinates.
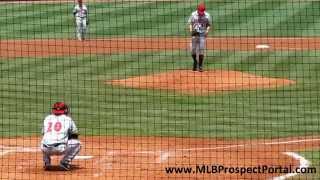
[1,37,320,58]
[0,136,319,179]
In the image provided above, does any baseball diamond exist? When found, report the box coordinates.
[1,0,320,179]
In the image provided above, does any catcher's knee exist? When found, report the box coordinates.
[68,139,81,146]
[66,140,81,157]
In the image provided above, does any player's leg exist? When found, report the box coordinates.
[81,19,87,40]
[191,36,199,71]
[41,147,51,170]
[41,144,55,170]
[76,18,82,41]
[41,144,67,170]
[198,36,206,72]
[60,139,81,170]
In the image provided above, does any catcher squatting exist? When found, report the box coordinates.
[41,102,81,171]
[188,3,212,72]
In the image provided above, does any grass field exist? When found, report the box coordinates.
[1,0,320,139]
[1,0,320,39]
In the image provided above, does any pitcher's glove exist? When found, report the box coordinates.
[69,133,79,139]
[191,30,200,36]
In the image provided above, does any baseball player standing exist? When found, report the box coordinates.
[40,102,81,171]
[73,0,88,41]
[188,2,212,72]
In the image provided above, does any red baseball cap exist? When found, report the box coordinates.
[52,102,69,115]
[197,3,206,16]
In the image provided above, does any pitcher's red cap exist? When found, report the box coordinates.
[197,3,206,16]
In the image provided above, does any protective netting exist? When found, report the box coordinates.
[0,0,319,179]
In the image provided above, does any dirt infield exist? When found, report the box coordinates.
[1,37,320,58]
[0,136,319,179]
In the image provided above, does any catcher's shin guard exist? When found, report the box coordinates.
[61,139,81,165]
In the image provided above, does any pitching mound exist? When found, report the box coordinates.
[109,70,295,95]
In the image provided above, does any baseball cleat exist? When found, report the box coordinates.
[60,162,71,171]
[192,65,198,71]
[198,67,203,72]
[43,163,51,171]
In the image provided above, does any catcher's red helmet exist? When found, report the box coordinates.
[52,102,69,115]
[197,3,206,16]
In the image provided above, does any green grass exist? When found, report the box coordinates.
[1,50,320,138]
[1,0,320,39]
[0,0,320,139]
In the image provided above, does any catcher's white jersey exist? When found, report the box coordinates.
[188,11,211,35]
[73,4,88,18]
[41,114,78,145]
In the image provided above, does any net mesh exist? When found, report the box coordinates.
[0,0,319,179]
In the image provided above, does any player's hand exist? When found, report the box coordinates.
[68,133,79,139]
[205,30,209,37]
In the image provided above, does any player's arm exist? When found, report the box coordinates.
[205,15,212,35]
[189,24,193,33]
[205,25,211,36]
[86,7,89,25]
[73,7,77,16]
[187,16,193,33]
[68,120,79,139]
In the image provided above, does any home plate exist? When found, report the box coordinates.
[75,155,93,160]
[256,44,270,49]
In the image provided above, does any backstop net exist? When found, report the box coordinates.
[0,0,319,179]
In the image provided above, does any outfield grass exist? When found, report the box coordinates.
[1,50,320,138]
[1,0,320,39]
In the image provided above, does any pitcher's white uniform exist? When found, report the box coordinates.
[41,102,80,170]
[188,3,211,72]
[73,2,88,41]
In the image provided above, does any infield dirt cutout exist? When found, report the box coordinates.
[0,136,319,179]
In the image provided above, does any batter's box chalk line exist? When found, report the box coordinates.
[108,138,319,180]
[0,145,93,160]
[2,138,320,179]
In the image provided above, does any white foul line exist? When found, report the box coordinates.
[273,152,310,180]
[175,138,320,151]
[157,151,170,163]
[74,155,94,160]
[0,145,93,160]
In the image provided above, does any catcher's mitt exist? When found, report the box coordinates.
[68,133,79,139]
